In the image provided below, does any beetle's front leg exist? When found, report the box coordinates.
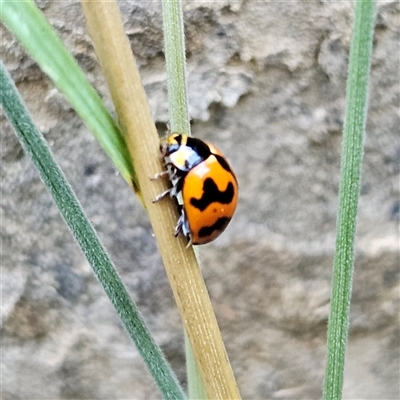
[150,170,169,181]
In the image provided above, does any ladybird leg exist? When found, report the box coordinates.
[175,216,192,247]
[153,176,184,203]
[174,209,192,247]
[174,209,184,237]
[152,188,171,203]
[150,170,169,181]
[183,220,193,248]
[181,215,191,239]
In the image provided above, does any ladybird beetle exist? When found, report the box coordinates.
[153,133,238,245]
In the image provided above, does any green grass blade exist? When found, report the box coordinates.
[185,333,207,400]
[1,0,139,192]
[0,61,185,400]
[161,0,190,135]
[323,1,376,399]
[162,1,205,398]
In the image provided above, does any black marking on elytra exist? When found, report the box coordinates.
[198,217,231,238]
[215,154,233,174]
[186,137,211,160]
[190,178,235,211]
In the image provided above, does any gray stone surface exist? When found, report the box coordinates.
[1,1,399,399]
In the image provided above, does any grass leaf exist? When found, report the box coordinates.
[1,0,140,193]
[0,61,185,400]
[323,1,376,398]
[161,0,190,135]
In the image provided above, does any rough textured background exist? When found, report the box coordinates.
[1,1,399,399]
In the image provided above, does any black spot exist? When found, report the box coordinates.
[198,217,231,238]
[190,178,234,211]
[186,137,211,160]
[215,154,233,174]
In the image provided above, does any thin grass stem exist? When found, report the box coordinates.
[323,1,376,399]
[161,0,241,398]
[0,61,185,400]
[161,0,190,135]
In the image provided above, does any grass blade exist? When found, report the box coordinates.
[0,61,185,400]
[161,0,206,398]
[323,1,376,399]
[161,0,241,398]
[1,0,140,193]
[161,0,190,135]
[185,333,207,400]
